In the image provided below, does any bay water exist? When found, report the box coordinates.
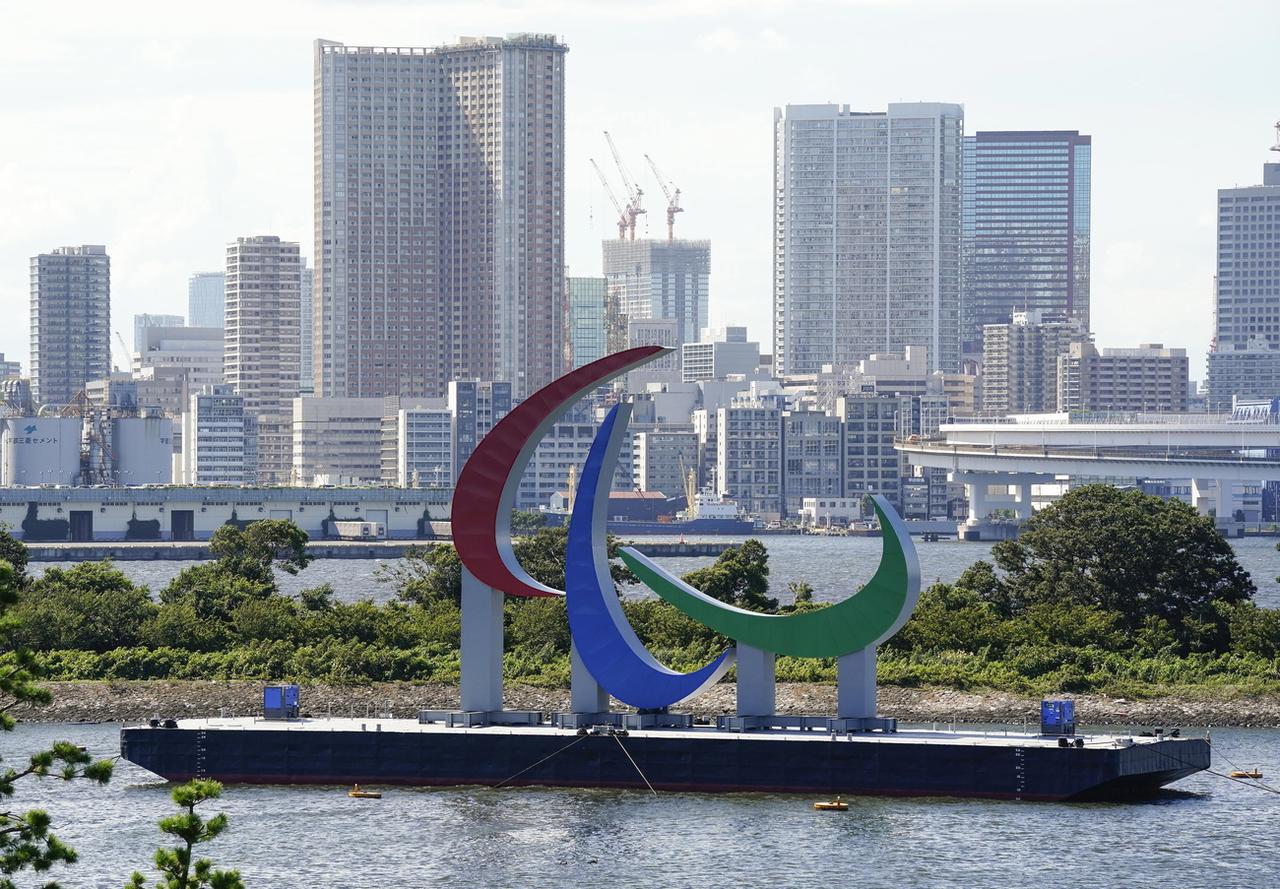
[1,721,1274,888]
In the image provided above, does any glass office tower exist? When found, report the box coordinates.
[961,131,1091,359]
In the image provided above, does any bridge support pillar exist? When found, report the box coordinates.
[460,567,504,712]
[837,646,877,719]
[736,644,776,717]
[964,477,990,526]
[1015,480,1034,521]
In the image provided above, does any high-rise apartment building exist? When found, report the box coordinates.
[133,314,184,352]
[1206,162,1280,408]
[1058,342,1189,413]
[781,409,842,517]
[773,103,964,376]
[225,236,302,484]
[602,239,710,352]
[961,131,1092,358]
[314,35,566,400]
[567,276,608,369]
[716,400,783,519]
[188,272,226,329]
[300,257,314,394]
[836,395,904,512]
[30,245,111,408]
[982,310,1089,415]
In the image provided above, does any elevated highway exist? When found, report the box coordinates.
[896,413,1280,539]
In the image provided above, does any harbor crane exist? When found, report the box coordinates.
[604,130,646,239]
[591,158,629,240]
[644,153,683,241]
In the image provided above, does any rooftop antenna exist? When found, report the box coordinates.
[1272,120,1280,153]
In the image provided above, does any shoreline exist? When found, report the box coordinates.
[15,680,1280,729]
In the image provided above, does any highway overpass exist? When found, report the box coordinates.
[896,412,1280,539]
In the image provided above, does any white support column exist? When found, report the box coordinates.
[569,644,610,714]
[736,644,776,717]
[837,646,877,719]
[460,566,504,713]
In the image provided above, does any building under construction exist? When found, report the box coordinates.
[602,238,711,351]
[592,134,711,355]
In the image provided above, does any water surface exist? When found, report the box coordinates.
[2,722,1273,888]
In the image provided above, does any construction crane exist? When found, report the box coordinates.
[644,153,683,241]
[591,158,629,240]
[604,130,646,239]
[112,330,132,373]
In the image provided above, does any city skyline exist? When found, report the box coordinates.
[0,0,1275,382]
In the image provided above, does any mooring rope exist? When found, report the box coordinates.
[1142,740,1280,796]
[613,733,657,796]
[490,734,587,790]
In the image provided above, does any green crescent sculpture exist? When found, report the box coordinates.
[618,496,922,658]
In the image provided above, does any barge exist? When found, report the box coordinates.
[120,716,1208,801]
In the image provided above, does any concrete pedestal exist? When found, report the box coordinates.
[736,644,776,717]
[837,646,877,720]
[570,644,610,714]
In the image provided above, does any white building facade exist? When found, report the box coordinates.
[773,103,964,376]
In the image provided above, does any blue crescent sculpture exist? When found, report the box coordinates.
[565,403,735,709]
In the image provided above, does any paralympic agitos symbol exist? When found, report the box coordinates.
[452,348,922,711]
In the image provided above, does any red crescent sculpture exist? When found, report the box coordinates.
[451,346,668,598]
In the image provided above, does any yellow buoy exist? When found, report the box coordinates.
[813,796,848,811]
[1229,769,1263,780]
[348,784,382,799]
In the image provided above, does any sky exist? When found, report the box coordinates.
[1,0,1276,381]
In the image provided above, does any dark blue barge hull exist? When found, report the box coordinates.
[120,723,1208,801]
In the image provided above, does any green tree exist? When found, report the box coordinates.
[380,544,464,607]
[13,561,155,652]
[159,564,274,624]
[0,532,28,586]
[511,526,637,591]
[980,485,1253,643]
[506,597,570,654]
[208,520,312,584]
[681,539,777,612]
[886,582,1005,654]
[0,559,114,888]
[788,581,814,604]
[381,528,636,606]
[126,779,243,889]
[510,510,547,534]
[298,583,334,612]
[158,520,311,625]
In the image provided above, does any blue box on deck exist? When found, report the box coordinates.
[1040,700,1075,736]
[263,684,300,720]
